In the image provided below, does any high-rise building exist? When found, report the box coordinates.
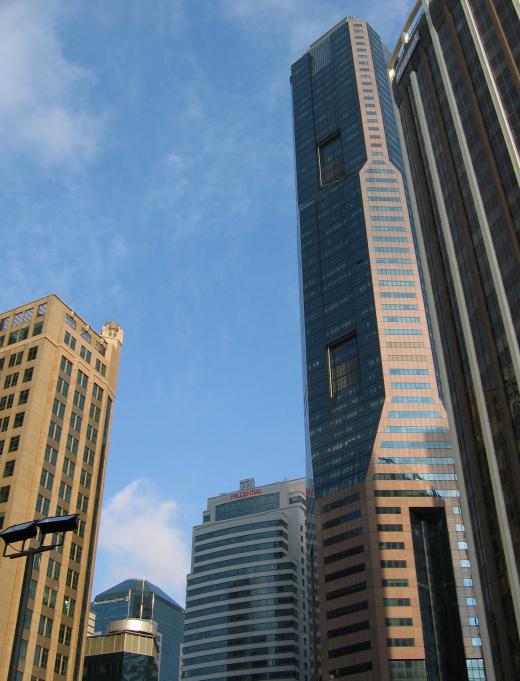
[83,618,159,681]
[91,578,184,681]
[388,2,519,679]
[0,294,123,680]
[291,17,487,681]
[182,478,307,681]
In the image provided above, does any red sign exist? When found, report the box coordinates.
[230,489,262,500]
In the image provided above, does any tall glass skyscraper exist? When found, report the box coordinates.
[388,3,519,680]
[92,578,184,681]
[291,17,487,681]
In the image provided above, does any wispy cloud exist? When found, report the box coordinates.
[98,479,191,604]
[0,0,105,167]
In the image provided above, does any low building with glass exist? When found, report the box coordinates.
[91,578,184,681]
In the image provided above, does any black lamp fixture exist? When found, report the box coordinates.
[0,514,78,681]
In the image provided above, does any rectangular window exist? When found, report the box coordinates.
[318,131,344,186]
[8,436,20,452]
[77,370,88,389]
[328,335,359,398]
[60,357,73,376]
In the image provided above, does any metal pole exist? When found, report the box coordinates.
[7,550,35,681]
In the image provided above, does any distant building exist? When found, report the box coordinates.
[83,618,159,681]
[87,610,96,637]
[0,294,123,681]
[182,477,307,681]
[92,579,184,681]
[388,2,520,678]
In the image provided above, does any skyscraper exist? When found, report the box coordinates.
[388,2,519,679]
[0,294,123,680]
[182,478,307,681]
[291,17,487,681]
[91,578,184,681]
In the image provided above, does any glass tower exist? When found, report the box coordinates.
[291,17,487,681]
[92,578,184,681]
[389,2,520,679]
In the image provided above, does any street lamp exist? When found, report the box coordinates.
[0,514,78,681]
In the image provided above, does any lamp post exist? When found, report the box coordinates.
[0,514,78,681]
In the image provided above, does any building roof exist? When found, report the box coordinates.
[93,579,183,611]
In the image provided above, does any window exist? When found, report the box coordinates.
[27,346,38,361]
[378,525,403,532]
[8,351,23,367]
[62,595,76,617]
[318,131,344,186]
[69,412,82,432]
[384,598,410,606]
[52,399,65,419]
[4,372,19,388]
[32,321,43,336]
[56,377,69,398]
[77,493,88,513]
[66,568,79,590]
[83,447,95,466]
[48,422,61,443]
[73,390,85,410]
[80,469,92,488]
[13,309,32,326]
[379,542,404,549]
[23,367,33,382]
[46,558,60,580]
[58,624,72,646]
[62,459,75,479]
[37,302,47,316]
[18,389,29,405]
[92,383,104,401]
[64,332,76,350]
[376,507,401,514]
[8,436,20,452]
[86,424,97,444]
[54,653,68,675]
[66,434,79,454]
[36,494,50,515]
[64,314,76,329]
[59,482,72,502]
[80,346,91,363]
[0,416,9,432]
[44,445,58,465]
[95,358,106,376]
[38,614,53,637]
[77,370,88,389]
[0,318,8,331]
[60,356,72,376]
[383,579,409,587]
[69,543,82,563]
[13,412,24,428]
[33,645,48,669]
[387,638,415,647]
[3,461,14,477]
[0,394,14,410]
[328,335,359,397]
[8,327,29,345]
[40,469,54,491]
[381,560,407,568]
[89,404,100,422]
[42,586,57,608]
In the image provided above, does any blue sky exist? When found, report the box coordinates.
[0,0,411,605]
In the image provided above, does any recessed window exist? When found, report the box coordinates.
[328,335,359,397]
[318,132,344,186]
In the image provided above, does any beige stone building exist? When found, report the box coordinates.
[0,294,123,681]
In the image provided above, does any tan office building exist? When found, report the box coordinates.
[0,295,123,681]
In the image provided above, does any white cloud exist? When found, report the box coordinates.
[0,0,104,166]
[98,479,191,604]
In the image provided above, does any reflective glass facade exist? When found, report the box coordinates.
[182,479,307,681]
[292,16,485,681]
[92,579,184,681]
[390,1,520,679]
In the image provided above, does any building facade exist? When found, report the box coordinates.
[388,2,520,679]
[182,478,307,681]
[92,578,184,681]
[83,618,159,681]
[0,294,123,681]
[291,18,487,681]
